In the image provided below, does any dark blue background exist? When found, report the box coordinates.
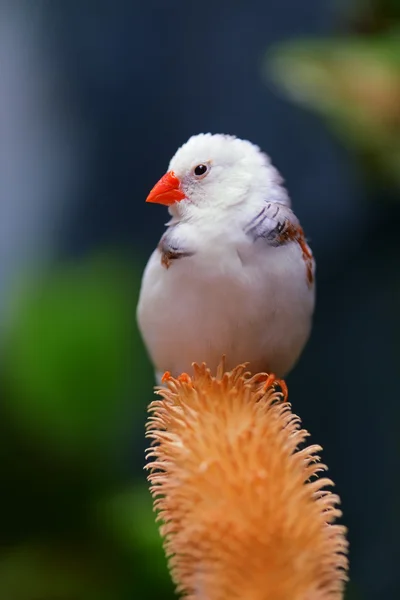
[1,2,399,598]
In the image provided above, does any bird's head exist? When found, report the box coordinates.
[146,133,289,220]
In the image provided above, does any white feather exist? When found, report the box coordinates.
[137,133,315,380]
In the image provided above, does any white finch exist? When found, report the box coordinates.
[137,133,315,384]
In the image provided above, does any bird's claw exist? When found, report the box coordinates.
[256,373,288,402]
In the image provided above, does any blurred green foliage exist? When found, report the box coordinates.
[0,255,175,599]
[5,258,135,459]
[2,1,397,596]
[267,0,400,191]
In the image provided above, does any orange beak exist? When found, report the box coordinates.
[145,171,186,206]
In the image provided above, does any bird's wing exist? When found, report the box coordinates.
[244,202,315,286]
[157,225,195,268]
[244,203,295,246]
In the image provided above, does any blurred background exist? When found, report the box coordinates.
[0,0,399,598]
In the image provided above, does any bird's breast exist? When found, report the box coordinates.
[137,240,315,378]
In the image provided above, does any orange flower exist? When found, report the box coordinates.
[146,362,348,600]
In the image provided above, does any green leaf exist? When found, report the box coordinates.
[266,32,400,188]
[94,484,175,596]
[2,255,150,465]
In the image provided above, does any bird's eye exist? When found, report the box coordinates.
[193,164,209,178]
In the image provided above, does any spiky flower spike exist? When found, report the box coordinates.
[146,362,348,600]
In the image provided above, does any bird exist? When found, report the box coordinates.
[137,133,315,384]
